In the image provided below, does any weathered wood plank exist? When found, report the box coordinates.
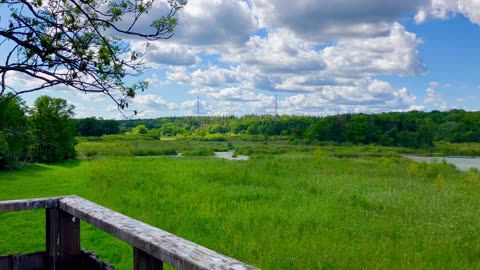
[59,195,259,270]
[0,251,46,270]
[0,197,62,213]
[134,247,163,270]
[46,208,81,270]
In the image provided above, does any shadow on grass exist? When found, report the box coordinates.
[0,164,52,179]
[55,159,82,168]
[0,159,82,181]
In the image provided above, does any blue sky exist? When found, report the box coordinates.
[4,0,480,119]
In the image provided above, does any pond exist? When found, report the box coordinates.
[136,150,249,161]
[214,150,249,161]
[402,155,480,172]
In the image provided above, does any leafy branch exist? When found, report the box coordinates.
[0,0,186,116]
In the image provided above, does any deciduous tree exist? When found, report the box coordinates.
[29,95,76,162]
[0,94,29,168]
[0,0,186,114]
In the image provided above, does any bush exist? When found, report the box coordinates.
[131,149,177,156]
[182,149,214,156]
[312,146,325,159]
[85,150,98,157]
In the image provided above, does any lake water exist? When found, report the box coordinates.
[402,155,480,172]
[214,150,249,161]
[137,150,249,161]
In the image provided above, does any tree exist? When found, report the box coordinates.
[346,114,377,144]
[76,117,103,136]
[0,94,29,168]
[102,119,120,135]
[131,124,148,135]
[76,117,120,136]
[29,95,76,162]
[0,0,186,114]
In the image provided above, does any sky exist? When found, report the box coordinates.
[5,0,480,119]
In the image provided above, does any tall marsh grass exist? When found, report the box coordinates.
[1,143,480,269]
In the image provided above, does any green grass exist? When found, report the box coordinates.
[76,136,231,158]
[433,141,480,156]
[1,141,480,269]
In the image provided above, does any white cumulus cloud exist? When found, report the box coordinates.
[321,23,426,77]
[416,0,480,25]
[175,0,258,47]
[133,94,178,111]
[253,0,424,42]
[424,88,443,104]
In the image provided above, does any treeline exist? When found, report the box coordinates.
[77,109,480,148]
[4,99,479,170]
[75,117,120,136]
[0,95,76,169]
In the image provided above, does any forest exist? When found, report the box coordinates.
[78,109,480,147]
[0,95,76,169]
[4,93,480,170]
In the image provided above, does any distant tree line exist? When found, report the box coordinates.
[75,118,120,136]
[0,95,76,169]
[4,102,480,170]
[111,110,480,148]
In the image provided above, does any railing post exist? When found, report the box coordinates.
[46,207,81,270]
[133,247,163,270]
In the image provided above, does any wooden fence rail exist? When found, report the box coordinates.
[0,195,260,270]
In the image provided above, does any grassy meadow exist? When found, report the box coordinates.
[1,137,480,269]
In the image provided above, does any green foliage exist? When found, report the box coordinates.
[1,145,480,269]
[75,117,119,136]
[112,111,449,149]
[130,148,177,156]
[181,149,214,156]
[0,0,186,110]
[100,134,156,142]
[29,96,76,163]
[405,159,455,180]
[73,109,480,151]
[346,114,376,144]
[0,94,78,168]
[0,95,29,169]
[130,124,148,135]
[312,146,325,159]
[75,135,232,158]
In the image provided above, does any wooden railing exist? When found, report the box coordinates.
[0,195,260,270]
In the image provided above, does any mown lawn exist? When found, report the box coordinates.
[1,142,480,269]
